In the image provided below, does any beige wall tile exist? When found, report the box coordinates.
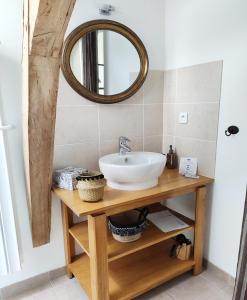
[166,193,196,220]
[99,137,143,157]
[144,104,163,136]
[57,73,95,106]
[99,104,143,140]
[163,103,176,135]
[164,69,177,103]
[176,61,223,102]
[163,135,175,154]
[143,70,164,104]
[120,87,144,105]
[53,141,99,171]
[144,135,163,153]
[175,103,220,141]
[55,106,98,145]
[175,137,217,177]
[127,72,144,105]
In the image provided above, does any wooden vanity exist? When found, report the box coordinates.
[54,169,213,300]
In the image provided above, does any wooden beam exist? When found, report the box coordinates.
[22,0,76,247]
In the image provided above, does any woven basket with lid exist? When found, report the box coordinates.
[76,171,106,202]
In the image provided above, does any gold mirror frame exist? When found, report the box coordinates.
[61,20,149,104]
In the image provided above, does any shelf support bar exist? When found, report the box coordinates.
[88,213,109,300]
[193,185,207,275]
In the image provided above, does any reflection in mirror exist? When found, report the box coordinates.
[70,30,141,95]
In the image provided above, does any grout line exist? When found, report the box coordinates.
[54,139,98,147]
[106,103,143,107]
[143,102,164,106]
[167,291,177,300]
[173,135,217,143]
[142,104,145,151]
[145,134,163,138]
[142,88,145,151]
[200,272,233,293]
[57,103,164,108]
[174,70,177,149]
[48,279,55,290]
[114,103,143,106]
[163,101,220,105]
[49,279,60,300]
[163,134,217,144]
[173,70,178,149]
[49,276,56,288]
[57,104,97,108]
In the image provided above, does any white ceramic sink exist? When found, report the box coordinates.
[99,152,166,191]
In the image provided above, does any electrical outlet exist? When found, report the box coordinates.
[179,112,188,124]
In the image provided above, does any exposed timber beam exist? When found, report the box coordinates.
[23,0,76,247]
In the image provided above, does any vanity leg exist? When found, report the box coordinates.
[61,202,75,278]
[88,214,109,300]
[193,186,207,275]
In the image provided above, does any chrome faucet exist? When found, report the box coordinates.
[119,136,131,155]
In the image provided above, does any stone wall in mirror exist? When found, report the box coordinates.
[62,20,149,104]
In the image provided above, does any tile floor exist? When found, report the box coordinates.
[3,270,234,300]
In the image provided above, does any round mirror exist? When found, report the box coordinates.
[62,20,149,104]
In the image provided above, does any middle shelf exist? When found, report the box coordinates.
[69,206,194,262]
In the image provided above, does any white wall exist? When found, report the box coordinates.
[66,0,165,69]
[164,0,247,277]
[0,0,165,288]
[104,31,140,94]
[0,1,66,288]
[70,40,83,83]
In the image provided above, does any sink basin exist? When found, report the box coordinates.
[99,152,166,191]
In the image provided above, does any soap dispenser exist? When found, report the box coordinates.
[166,145,178,169]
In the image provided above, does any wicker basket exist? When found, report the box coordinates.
[108,208,149,242]
[76,171,106,202]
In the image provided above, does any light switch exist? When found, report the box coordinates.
[179,112,188,124]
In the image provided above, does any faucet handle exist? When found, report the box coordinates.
[119,136,131,143]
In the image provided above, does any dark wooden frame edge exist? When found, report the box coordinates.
[61,19,149,104]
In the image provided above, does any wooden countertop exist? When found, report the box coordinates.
[53,169,213,217]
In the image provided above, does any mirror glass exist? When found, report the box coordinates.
[70,30,141,95]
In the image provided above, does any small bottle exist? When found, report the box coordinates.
[166,145,178,169]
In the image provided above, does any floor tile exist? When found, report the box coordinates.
[50,275,88,300]
[3,272,234,300]
[6,283,56,300]
[201,268,233,290]
[204,287,233,300]
[220,285,234,299]
[137,292,174,300]
[165,273,223,300]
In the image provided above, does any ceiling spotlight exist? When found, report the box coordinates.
[99,4,115,16]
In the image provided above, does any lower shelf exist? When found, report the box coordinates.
[69,205,194,262]
[68,239,195,300]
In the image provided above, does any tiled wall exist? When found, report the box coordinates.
[54,62,222,176]
[53,70,164,170]
[163,61,223,177]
